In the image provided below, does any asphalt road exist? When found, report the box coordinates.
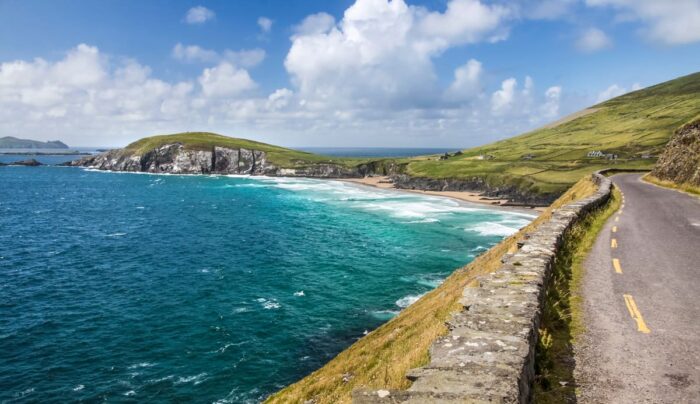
[574,174,700,403]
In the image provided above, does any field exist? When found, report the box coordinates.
[404,72,700,196]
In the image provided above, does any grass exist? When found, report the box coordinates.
[404,71,700,197]
[265,176,599,404]
[534,186,622,403]
[123,132,375,169]
[642,173,700,196]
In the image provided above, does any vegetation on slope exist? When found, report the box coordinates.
[123,132,376,169]
[266,176,598,404]
[405,72,700,196]
[534,186,621,402]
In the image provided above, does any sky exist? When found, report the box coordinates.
[1,0,699,148]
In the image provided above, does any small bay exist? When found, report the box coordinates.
[0,165,533,403]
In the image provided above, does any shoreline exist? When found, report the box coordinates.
[340,176,545,214]
[74,167,544,214]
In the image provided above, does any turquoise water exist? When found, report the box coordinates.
[0,166,533,403]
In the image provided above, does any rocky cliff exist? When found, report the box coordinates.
[650,118,700,187]
[391,174,558,205]
[66,143,364,177]
[66,142,556,205]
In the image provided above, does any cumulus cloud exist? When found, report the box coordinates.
[185,6,215,24]
[596,82,642,102]
[576,28,613,52]
[172,43,265,67]
[198,62,256,98]
[585,0,700,45]
[293,12,336,37]
[542,86,562,118]
[258,17,273,33]
[285,0,513,111]
[0,1,571,147]
[445,59,483,102]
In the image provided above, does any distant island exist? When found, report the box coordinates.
[0,136,68,149]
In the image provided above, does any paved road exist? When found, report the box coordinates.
[574,174,700,403]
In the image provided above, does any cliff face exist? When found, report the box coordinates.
[651,120,700,187]
[66,142,555,204]
[391,174,558,205]
[67,143,363,177]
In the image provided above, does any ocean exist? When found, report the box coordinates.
[0,161,533,403]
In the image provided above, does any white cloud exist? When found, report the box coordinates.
[285,0,512,111]
[585,0,700,45]
[185,6,215,24]
[542,86,562,118]
[0,1,572,148]
[576,28,613,52]
[198,62,256,98]
[172,43,265,68]
[596,82,642,102]
[258,17,273,33]
[446,59,483,101]
[172,43,218,63]
[293,13,336,37]
[491,77,518,114]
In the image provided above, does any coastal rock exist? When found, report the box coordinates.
[390,174,557,206]
[11,158,43,166]
[68,144,557,205]
[651,119,700,186]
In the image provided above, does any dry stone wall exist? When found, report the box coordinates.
[354,172,612,403]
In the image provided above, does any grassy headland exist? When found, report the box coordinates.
[404,72,700,196]
[123,132,377,169]
[265,176,598,404]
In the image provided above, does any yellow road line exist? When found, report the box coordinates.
[612,258,623,273]
[612,226,617,233]
[611,238,618,248]
[623,294,651,334]
[615,216,620,222]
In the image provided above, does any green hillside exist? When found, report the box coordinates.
[405,71,700,195]
[124,132,369,168]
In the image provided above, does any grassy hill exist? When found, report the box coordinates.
[404,71,700,195]
[0,136,68,149]
[123,132,370,168]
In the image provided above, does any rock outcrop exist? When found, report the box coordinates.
[651,119,700,187]
[65,143,366,177]
[11,159,43,166]
[391,174,558,206]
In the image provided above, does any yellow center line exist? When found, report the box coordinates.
[612,258,623,273]
[623,294,651,334]
[611,238,618,248]
[612,226,617,233]
[615,216,620,222]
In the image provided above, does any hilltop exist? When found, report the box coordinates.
[0,136,68,149]
[402,71,700,197]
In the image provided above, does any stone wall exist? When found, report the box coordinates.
[354,172,612,403]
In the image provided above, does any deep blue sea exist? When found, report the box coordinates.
[0,158,533,403]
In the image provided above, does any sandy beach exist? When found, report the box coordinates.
[341,176,545,213]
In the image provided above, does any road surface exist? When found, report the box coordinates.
[574,173,700,403]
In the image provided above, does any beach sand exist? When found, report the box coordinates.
[341,176,545,213]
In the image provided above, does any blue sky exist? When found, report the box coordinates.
[1,0,699,147]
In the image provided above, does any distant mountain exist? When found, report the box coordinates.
[0,136,69,149]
